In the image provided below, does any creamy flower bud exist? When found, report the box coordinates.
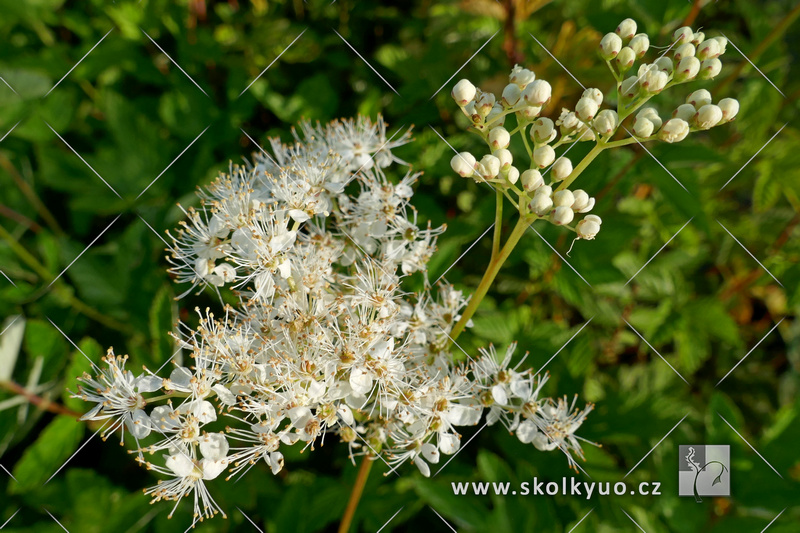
[637,107,662,130]
[642,67,668,93]
[575,97,599,121]
[718,98,739,123]
[529,191,553,216]
[502,83,522,106]
[654,56,673,73]
[593,109,619,136]
[621,76,639,98]
[697,39,720,60]
[673,26,694,45]
[531,117,556,144]
[487,103,506,126]
[633,117,654,138]
[686,89,712,109]
[506,166,520,185]
[551,206,574,225]
[571,190,595,212]
[659,118,690,143]
[521,169,544,191]
[452,79,476,106]
[509,64,535,87]
[582,88,603,106]
[494,148,513,171]
[553,189,574,207]
[695,104,723,129]
[615,18,637,40]
[557,110,579,134]
[519,105,542,121]
[699,58,722,79]
[462,101,479,122]
[522,80,552,106]
[533,145,556,168]
[576,216,601,239]
[600,33,623,59]
[616,47,636,71]
[674,43,695,62]
[489,127,511,149]
[551,157,573,182]
[476,92,496,117]
[675,56,701,81]
[692,31,705,46]
[576,124,595,142]
[710,36,727,55]
[479,154,501,178]
[450,152,476,177]
[673,103,696,122]
[629,34,649,57]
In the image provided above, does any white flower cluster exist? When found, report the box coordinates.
[75,115,593,524]
[450,19,738,244]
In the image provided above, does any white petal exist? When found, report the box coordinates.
[199,433,229,461]
[212,384,237,406]
[135,375,162,393]
[166,454,195,477]
[337,404,354,426]
[349,368,373,396]
[288,209,310,223]
[491,384,508,405]
[413,456,431,477]
[168,367,192,389]
[532,434,558,451]
[516,420,538,444]
[126,409,152,439]
[201,458,227,480]
[288,406,312,429]
[268,452,284,475]
[420,443,440,464]
[150,405,180,430]
[446,404,482,426]
[438,432,461,455]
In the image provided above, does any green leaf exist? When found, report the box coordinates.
[23,319,67,382]
[148,284,177,367]
[9,415,85,493]
[62,337,102,412]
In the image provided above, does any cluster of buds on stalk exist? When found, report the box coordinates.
[451,18,738,245]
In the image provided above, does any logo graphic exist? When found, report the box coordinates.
[678,445,730,502]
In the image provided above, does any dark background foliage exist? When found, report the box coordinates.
[1,0,799,531]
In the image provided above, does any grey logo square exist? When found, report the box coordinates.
[679,445,730,501]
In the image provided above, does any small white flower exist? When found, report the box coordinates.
[533,145,556,169]
[489,127,511,150]
[581,88,603,106]
[673,26,694,45]
[695,104,723,129]
[529,192,553,216]
[553,190,574,208]
[676,56,701,81]
[521,80,552,106]
[576,215,602,240]
[697,39,720,60]
[531,118,556,144]
[673,103,697,122]
[551,206,574,226]
[509,64,535,87]
[521,169,544,192]
[575,97,598,121]
[659,118,690,143]
[687,89,713,108]
[616,47,635,72]
[615,18,637,40]
[599,32,622,59]
[593,109,618,136]
[699,58,722,79]
[451,79,476,106]
[674,43,695,62]
[501,83,522,106]
[451,152,477,178]
[551,157,573,182]
[629,33,649,57]
[718,98,739,123]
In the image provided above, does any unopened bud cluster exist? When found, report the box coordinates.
[450,19,738,245]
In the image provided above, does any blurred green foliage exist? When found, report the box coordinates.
[1,0,799,531]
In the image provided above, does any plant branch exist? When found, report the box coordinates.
[338,456,374,533]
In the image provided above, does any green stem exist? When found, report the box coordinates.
[448,216,532,344]
[603,134,657,149]
[555,143,605,192]
[492,190,503,259]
